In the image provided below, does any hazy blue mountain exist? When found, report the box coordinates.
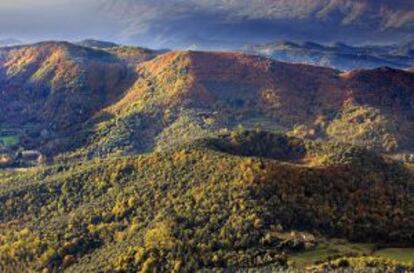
[245,40,414,70]
[0,38,21,47]
[102,0,414,49]
[77,39,119,49]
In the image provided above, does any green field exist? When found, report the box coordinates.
[289,239,375,267]
[0,126,23,147]
[231,117,285,133]
[374,248,414,263]
[0,135,19,147]
[289,240,414,268]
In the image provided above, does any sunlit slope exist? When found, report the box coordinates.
[77,51,414,159]
[0,131,413,272]
[0,42,157,156]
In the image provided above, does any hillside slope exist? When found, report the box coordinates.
[1,42,414,164]
[0,42,158,158]
[73,50,414,161]
[0,131,413,272]
[0,42,414,272]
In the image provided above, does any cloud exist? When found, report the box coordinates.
[99,0,414,48]
[0,0,120,42]
[0,0,413,48]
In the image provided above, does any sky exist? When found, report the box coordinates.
[0,0,413,49]
[0,0,120,42]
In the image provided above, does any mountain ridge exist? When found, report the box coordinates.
[245,40,414,70]
[1,41,414,161]
[0,40,414,272]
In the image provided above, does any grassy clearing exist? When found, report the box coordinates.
[233,117,285,133]
[374,248,414,263]
[0,135,19,147]
[290,239,414,268]
[406,163,414,170]
[289,239,375,267]
[289,247,333,267]
[0,127,22,147]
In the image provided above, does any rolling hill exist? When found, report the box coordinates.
[0,41,414,272]
[1,130,414,272]
[1,42,414,161]
[71,49,414,160]
[0,41,158,158]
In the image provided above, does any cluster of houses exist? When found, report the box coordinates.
[393,153,414,164]
[403,154,414,163]
[0,148,44,168]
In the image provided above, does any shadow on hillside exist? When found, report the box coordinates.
[197,130,306,162]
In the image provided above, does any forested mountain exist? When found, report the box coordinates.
[0,41,414,272]
[0,42,158,157]
[1,42,414,160]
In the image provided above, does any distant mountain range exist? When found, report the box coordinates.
[0,38,21,47]
[76,39,119,49]
[102,0,414,49]
[245,40,414,70]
